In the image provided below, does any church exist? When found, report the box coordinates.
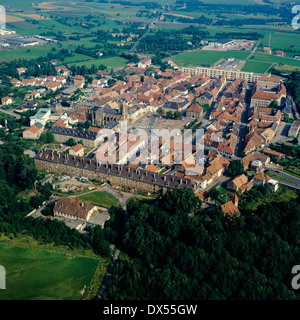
[91,101,128,127]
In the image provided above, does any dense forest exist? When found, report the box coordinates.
[105,188,300,300]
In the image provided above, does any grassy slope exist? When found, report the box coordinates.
[0,243,100,300]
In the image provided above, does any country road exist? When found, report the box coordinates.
[129,18,158,54]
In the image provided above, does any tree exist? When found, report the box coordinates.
[66,138,77,146]
[208,187,220,204]
[40,131,54,144]
[166,111,173,119]
[158,108,165,116]
[0,128,6,139]
[174,111,182,119]
[30,195,43,209]
[284,113,289,122]
[227,160,244,177]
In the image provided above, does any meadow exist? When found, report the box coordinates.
[0,243,100,300]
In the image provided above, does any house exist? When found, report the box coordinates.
[56,67,72,77]
[10,78,21,86]
[262,148,285,159]
[138,57,152,69]
[1,96,13,106]
[227,174,248,192]
[241,152,270,170]
[17,67,27,76]
[267,179,279,192]
[53,197,98,222]
[186,103,203,119]
[197,91,214,107]
[144,164,160,173]
[25,90,40,100]
[221,194,240,216]
[22,123,44,140]
[288,120,300,138]
[69,143,84,157]
[276,50,284,57]
[253,172,270,187]
[263,46,272,54]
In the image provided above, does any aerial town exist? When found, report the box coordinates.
[0,0,299,304]
[0,54,298,222]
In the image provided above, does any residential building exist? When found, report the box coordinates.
[30,108,51,126]
[227,174,248,192]
[221,194,240,216]
[54,197,98,221]
[69,144,84,157]
[186,103,203,119]
[22,123,44,140]
[1,96,13,106]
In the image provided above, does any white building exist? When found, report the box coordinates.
[30,108,51,126]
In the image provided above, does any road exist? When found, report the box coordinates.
[0,107,21,119]
[97,248,121,300]
[129,18,158,54]
[265,166,300,190]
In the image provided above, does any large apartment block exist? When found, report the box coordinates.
[178,66,266,83]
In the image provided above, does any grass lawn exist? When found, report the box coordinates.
[0,243,100,300]
[76,191,119,208]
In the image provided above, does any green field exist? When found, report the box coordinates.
[241,60,273,73]
[69,56,128,69]
[0,244,99,300]
[76,191,119,208]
